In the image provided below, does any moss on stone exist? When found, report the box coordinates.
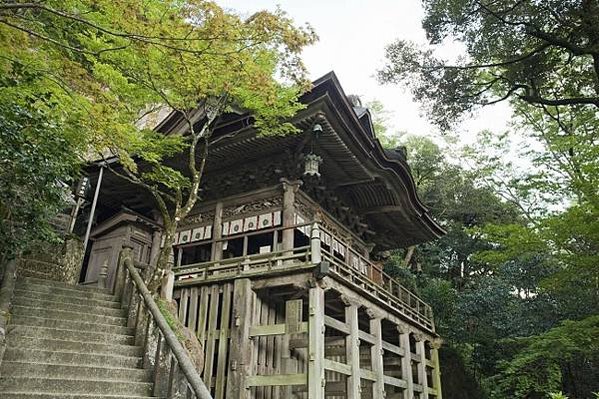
[156,297,186,342]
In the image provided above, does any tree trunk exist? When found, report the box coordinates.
[147,222,176,293]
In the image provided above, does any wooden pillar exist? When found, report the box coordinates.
[308,285,325,399]
[227,279,254,398]
[212,202,223,262]
[148,211,163,268]
[398,325,414,399]
[368,310,385,399]
[342,295,361,399]
[281,299,303,398]
[431,339,443,399]
[282,179,301,253]
[415,334,429,399]
[310,222,322,264]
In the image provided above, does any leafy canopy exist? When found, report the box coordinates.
[378,0,599,129]
[0,1,317,258]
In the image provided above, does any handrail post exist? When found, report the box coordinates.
[113,246,129,298]
[124,260,212,399]
[310,222,321,265]
[160,270,175,302]
[97,259,109,289]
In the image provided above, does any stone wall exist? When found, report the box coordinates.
[17,237,84,284]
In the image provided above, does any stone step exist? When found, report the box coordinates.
[1,361,150,382]
[11,315,134,335]
[6,336,143,357]
[23,277,111,294]
[14,289,121,309]
[0,394,159,399]
[16,282,117,301]
[12,296,126,317]
[17,269,55,281]
[11,305,128,327]
[3,348,143,369]
[0,377,153,396]
[7,325,135,345]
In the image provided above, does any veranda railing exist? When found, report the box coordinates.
[173,222,435,332]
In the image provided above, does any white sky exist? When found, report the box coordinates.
[216,0,513,143]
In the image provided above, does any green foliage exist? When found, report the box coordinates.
[378,0,599,130]
[490,316,599,399]
[385,128,598,397]
[0,101,80,257]
[0,1,317,262]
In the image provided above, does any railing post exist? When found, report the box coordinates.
[113,251,126,298]
[281,179,301,257]
[97,259,109,289]
[171,359,189,398]
[310,222,321,265]
[160,270,175,302]
[153,334,172,398]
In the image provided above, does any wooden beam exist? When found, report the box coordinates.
[250,322,308,337]
[323,359,352,376]
[246,373,307,387]
[252,272,312,290]
[382,340,404,356]
[324,315,349,334]
[308,286,325,399]
[384,375,407,389]
[358,330,377,345]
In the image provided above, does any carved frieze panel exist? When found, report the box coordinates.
[180,210,216,228]
[222,197,283,220]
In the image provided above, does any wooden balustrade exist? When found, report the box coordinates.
[114,246,212,399]
[173,222,435,333]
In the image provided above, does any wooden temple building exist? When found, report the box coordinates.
[83,72,445,399]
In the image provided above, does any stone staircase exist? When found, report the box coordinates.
[0,276,158,398]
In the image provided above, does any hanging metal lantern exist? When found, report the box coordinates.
[304,153,322,177]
